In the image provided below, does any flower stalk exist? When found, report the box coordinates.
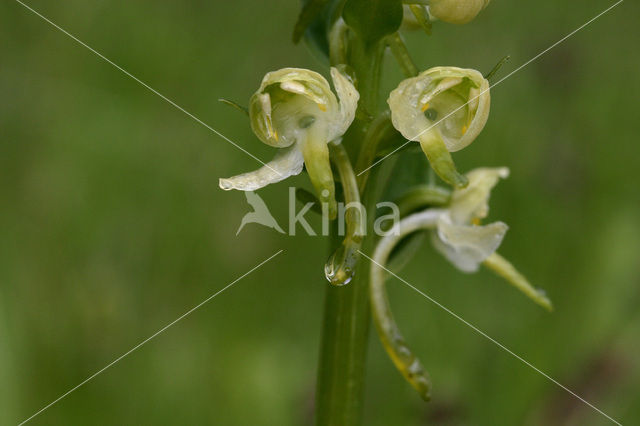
[219,1,553,422]
[315,30,386,421]
[315,128,385,426]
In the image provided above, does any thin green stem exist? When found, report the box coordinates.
[315,133,376,425]
[316,145,398,426]
[369,210,442,400]
[350,36,385,118]
[315,231,373,426]
[354,111,394,193]
[325,143,365,286]
[330,143,364,240]
[394,184,450,217]
[315,34,386,424]
[387,32,419,78]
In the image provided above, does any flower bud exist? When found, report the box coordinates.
[429,0,490,25]
[388,66,490,187]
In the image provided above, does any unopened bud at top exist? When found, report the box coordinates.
[429,0,490,25]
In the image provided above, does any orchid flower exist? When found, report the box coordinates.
[370,167,551,400]
[432,167,552,308]
[430,167,509,272]
[388,66,490,188]
[219,67,359,218]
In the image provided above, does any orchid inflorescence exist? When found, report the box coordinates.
[220,0,551,402]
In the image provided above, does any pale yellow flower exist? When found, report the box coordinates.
[220,67,359,218]
[388,66,490,187]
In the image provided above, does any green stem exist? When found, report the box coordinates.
[315,136,375,425]
[316,155,396,426]
[315,34,385,426]
[349,36,385,118]
[355,111,394,193]
[315,231,373,426]
[394,184,451,217]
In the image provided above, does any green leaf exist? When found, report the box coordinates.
[342,0,403,44]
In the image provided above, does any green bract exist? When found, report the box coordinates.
[429,0,490,25]
[388,66,490,187]
[219,67,359,218]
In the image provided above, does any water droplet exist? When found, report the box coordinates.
[324,244,358,286]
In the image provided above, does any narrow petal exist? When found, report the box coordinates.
[432,216,508,272]
[219,146,304,191]
[483,252,553,311]
[449,167,509,224]
[454,79,490,151]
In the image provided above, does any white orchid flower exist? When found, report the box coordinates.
[219,67,359,218]
[388,66,490,187]
[369,166,550,399]
[432,167,552,309]
[431,167,509,272]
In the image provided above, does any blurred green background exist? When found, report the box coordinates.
[1,0,639,424]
